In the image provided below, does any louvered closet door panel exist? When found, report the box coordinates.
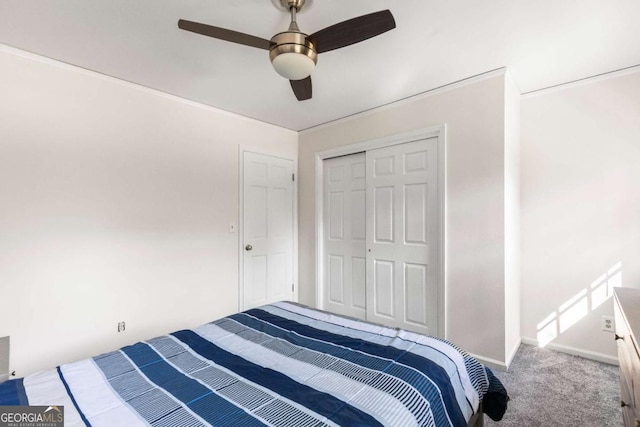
[323,153,367,320]
[366,138,439,336]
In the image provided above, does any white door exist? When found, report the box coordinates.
[366,138,440,335]
[322,153,367,320]
[242,152,294,310]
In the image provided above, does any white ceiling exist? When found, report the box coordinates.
[1,0,639,131]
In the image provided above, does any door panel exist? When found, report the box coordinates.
[352,256,367,309]
[250,255,268,302]
[323,153,367,320]
[374,259,395,319]
[374,187,394,242]
[243,152,294,310]
[405,263,428,324]
[270,187,290,237]
[351,190,366,240]
[328,255,344,303]
[404,183,427,244]
[329,192,344,239]
[366,138,439,335]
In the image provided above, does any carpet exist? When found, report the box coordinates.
[485,344,622,426]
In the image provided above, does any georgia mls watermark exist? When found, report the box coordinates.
[0,406,64,427]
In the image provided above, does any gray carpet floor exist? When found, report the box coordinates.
[485,344,622,427]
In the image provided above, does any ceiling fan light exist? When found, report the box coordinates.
[269,31,317,80]
[271,52,316,80]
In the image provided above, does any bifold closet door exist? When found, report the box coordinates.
[366,138,439,336]
[323,153,367,320]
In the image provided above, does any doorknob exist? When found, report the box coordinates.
[245,244,253,251]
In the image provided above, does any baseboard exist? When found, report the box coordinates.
[0,373,8,384]
[468,352,508,372]
[521,337,618,366]
[467,338,522,372]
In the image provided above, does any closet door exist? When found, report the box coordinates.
[366,138,440,336]
[323,153,367,320]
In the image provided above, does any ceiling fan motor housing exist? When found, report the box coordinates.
[269,31,317,80]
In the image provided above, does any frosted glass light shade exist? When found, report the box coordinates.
[271,52,316,80]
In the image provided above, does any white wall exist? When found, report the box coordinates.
[0,46,297,376]
[520,68,640,362]
[299,71,517,367]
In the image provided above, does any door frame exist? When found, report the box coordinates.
[239,148,298,311]
[314,125,447,337]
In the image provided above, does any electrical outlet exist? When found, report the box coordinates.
[601,316,614,332]
[117,321,126,333]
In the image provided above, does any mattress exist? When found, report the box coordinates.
[0,301,508,426]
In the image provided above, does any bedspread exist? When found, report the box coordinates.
[0,302,507,426]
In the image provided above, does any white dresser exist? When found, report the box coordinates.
[614,287,640,427]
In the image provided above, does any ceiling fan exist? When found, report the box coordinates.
[178,0,396,101]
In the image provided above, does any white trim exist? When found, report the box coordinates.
[238,148,298,311]
[468,353,508,372]
[300,69,506,134]
[520,337,619,366]
[314,154,324,309]
[505,338,521,369]
[439,125,448,339]
[469,339,521,372]
[0,43,296,134]
[314,125,447,338]
[292,157,299,304]
[522,64,640,99]
[238,147,246,312]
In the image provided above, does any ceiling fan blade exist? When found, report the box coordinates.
[178,19,272,50]
[308,10,395,54]
[290,77,312,101]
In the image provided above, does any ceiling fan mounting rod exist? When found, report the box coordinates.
[280,0,305,13]
[288,6,300,32]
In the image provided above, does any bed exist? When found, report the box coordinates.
[0,301,508,426]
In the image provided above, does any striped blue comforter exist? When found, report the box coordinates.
[0,302,504,426]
